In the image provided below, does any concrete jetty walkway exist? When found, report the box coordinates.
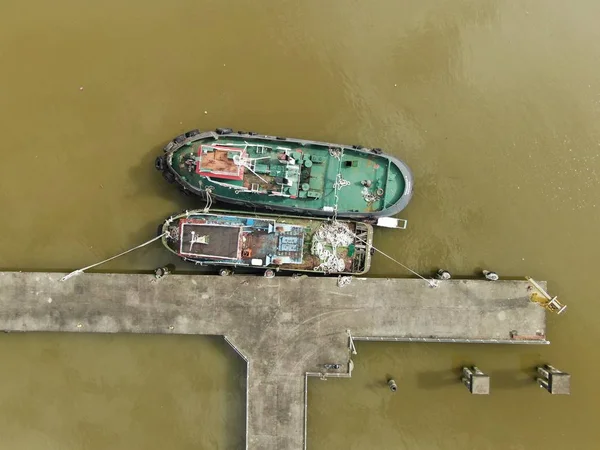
[0,272,547,449]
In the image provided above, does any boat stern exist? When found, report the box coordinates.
[350,222,374,275]
[159,213,184,256]
[154,129,218,188]
[376,154,414,217]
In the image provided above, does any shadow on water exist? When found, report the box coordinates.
[0,333,247,450]
[207,335,248,449]
[127,143,192,204]
[365,374,396,392]
[417,368,462,390]
[126,143,270,215]
[416,365,542,391]
[487,368,537,390]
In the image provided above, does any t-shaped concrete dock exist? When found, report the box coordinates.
[0,272,548,449]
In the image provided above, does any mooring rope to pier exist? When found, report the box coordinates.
[325,147,431,285]
[203,187,214,213]
[59,231,169,282]
[329,147,345,223]
[346,226,436,287]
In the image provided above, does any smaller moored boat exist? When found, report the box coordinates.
[159,210,373,275]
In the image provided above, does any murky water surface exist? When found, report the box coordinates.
[1,0,599,448]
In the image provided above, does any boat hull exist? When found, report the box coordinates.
[155,129,413,219]
[160,209,374,275]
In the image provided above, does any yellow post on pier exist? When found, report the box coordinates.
[526,277,567,315]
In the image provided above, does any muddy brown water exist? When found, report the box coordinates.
[1,0,599,448]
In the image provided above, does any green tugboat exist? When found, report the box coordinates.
[159,209,373,275]
[155,129,413,219]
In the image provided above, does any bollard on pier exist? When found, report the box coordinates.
[483,270,499,281]
[153,264,175,282]
[436,269,451,280]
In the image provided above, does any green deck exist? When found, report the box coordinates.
[168,136,406,215]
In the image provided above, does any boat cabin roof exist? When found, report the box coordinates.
[179,221,242,259]
[176,216,305,265]
[196,145,246,181]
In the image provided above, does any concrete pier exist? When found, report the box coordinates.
[0,272,547,450]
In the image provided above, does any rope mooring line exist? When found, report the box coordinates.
[60,231,169,282]
[324,148,429,284]
[203,187,214,213]
[346,225,435,286]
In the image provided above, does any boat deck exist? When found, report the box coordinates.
[163,213,372,274]
[171,136,405,214]
[0,272,548,450]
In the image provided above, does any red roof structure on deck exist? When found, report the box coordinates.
[196,145,245,181]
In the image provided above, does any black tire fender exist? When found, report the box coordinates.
[162,171,175,184]
[185,129,200,138]
[216,127,233,135]
[155,156,165,171]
